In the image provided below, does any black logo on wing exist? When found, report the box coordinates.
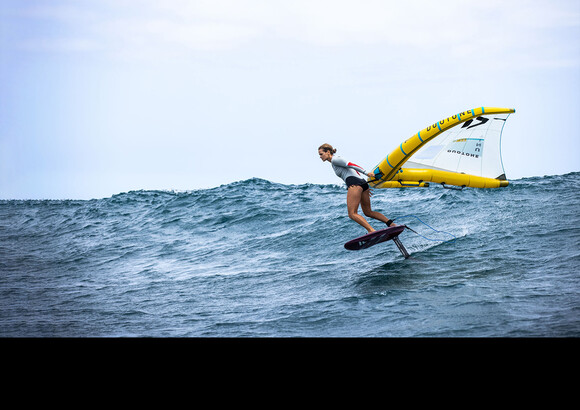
[461,117,489,129]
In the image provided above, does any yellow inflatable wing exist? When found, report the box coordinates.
[369,107,515,189]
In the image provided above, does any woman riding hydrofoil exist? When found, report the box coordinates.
[318,143,396,233]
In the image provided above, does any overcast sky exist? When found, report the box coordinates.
[1,0,579,199]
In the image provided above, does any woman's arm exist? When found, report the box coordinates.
[332,156,368,175]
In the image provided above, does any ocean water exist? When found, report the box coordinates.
[1,172,579,337]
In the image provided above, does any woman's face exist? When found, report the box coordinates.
[318,149,332,162]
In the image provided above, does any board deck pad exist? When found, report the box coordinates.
[344,225,406,251]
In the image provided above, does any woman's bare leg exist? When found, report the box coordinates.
[347,186,375,232]
[360,189,396,226]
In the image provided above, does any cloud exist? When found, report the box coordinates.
[103,19,261,54]
[17,37,101,53]
[4,0,578,68]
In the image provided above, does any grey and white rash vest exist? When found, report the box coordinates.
[331,156,368,183]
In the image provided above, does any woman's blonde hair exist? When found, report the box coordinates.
[318,143,337,154]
